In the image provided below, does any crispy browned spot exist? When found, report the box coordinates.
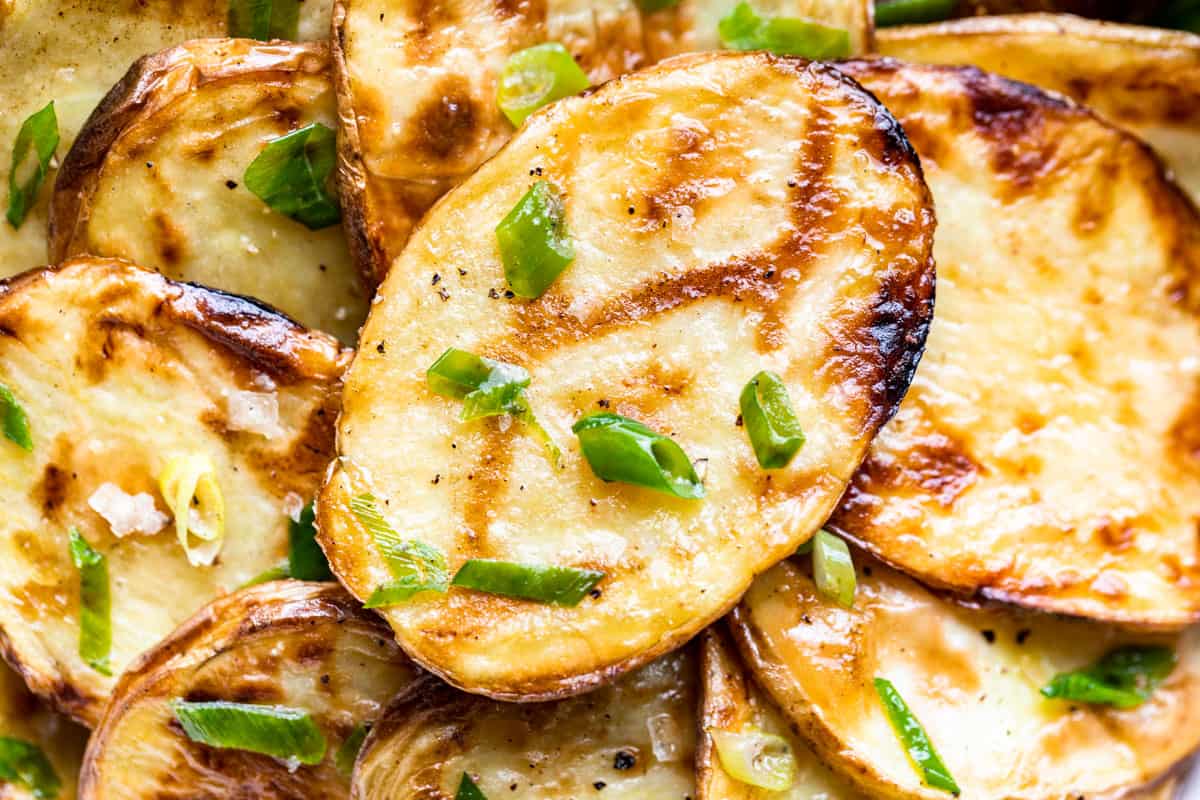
[412,76,478,164]
[1169,379,1200,477]
[151,211,187,267]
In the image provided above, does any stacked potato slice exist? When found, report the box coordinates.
[2,0,1200,798]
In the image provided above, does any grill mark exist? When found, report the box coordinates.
[457,421,513,558]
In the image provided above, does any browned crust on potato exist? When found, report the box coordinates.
[696,627,741,800]
[49,38,332,265]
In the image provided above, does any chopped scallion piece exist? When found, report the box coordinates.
[171,700,326,764]
[1153,0,1200,33]
[244,123,340,230]
[573,412,705,499]
[241,562,289,588]
[68,528,111,676]
[875,0,956,27]
[227,0,301,40]
[718,3,851,59]
[0,382,32,451]
[451,559,604,606]
[812,529,855,607]
[495,181,574,299]
[456,773,488,800]
[874,678,959,796]
[0,737,60,799]
[158,454,226,567]
[1041,645,1176,709]
[289,502,332,581]
[739,371,804,469]
[496,43,589,127]
[6,102,58,230]
[334,723,369,776]
[349,493,449,607]
[710,728,796,791]
[636,0,680,10]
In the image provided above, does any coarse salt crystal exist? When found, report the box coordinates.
[227,390,284,439]
[282,492,305,522]
[88,483,169,537]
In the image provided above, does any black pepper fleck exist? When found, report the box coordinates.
[225,180,238,189]
[432,273,441,285]
[981,630,996,644]
[613,751,635,770]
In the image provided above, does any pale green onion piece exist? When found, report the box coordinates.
[244,123,340,230]
[1041,645,1176,709]
[334,723,369,776]
[456,773,488,800]
[68,528,111,676]
[6,101,59,229]
[636,0,680,10]
[158,454,226,567]
[240,562,289,588]
[875,0,955,27]
[171,700,326,764]
[874,678,960,795]
[227,0,301,40]
[349,493,449,606]
[0,382,32,451]
[572,412,704,499]
[739,370,804,469]
[496,43,589,127]
[710,728,797,791]
[451,560,604,606]
[718,3,851,58]
[812,529,855,607]
[496,180,575,299]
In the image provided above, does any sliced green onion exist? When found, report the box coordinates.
[451,559,604,606]
[572,412,705,499]
[171,700,326,765]
[349,493,449,607]
[739,371,804,469]
[0,737,60,799]
[288,502,332,581]
[496,181,574,299]
[6,102,58,230]
[710,728,796,791]
[244,123,339,230]
[636,0,680,10]
[227,0,301,40]
[1041,645,1177,709]
[334,723,369,776]
[68,528,111,677]
[241,562,289,588]
[1153,0,1200,33]
[718,3,851,59]
[496,43,589,127]
[813,529,855,607]
[158,454,226,567]
[874,678,959,796]
[456,773,488,800]
[0,382,32,451]
[875,0,956,27]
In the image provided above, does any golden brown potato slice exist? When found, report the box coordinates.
[79,581,417,800]
[352,649,696,799]
[732,558,1200,799]
[698,628,866,800]
[823,59,1200,628]
[50,40,367,343]
[876,14,1200,203]
[319,51,935,699]
[0,257,348,726]
[0,662,87,800]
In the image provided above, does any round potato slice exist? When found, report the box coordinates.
[731,558,1200,799]
[698,628,866,800]
[825,59,1200,628]
[876,14,1200,203]
[319,50,935,699]
[0,257,349,726]
[80,581,417,800]
[0,662,87,800]
[50,39,367,343]
[352,649,696,799]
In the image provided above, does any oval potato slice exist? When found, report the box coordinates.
[876,14,1200,203]
[698,628,866,800]
[79,581,417,800]
[50,39,367,343]
[319,51,935,699]
[0,662,87,800]
[731,558,1200,799]
[352,649,696,799]
[0,257,348,726]
[825,59,1200,628]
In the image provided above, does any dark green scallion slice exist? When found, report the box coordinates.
[495,181,574,299]
[0,737,60,799]
[349,494,449,607]
[6,101,59,230]
[243,123,340,230]
[171,700,327,764]
[334,723,369,776]
[874,0,956,27]
[635,0,681,10]
[288,502,332,581]
[718,3,851,59]
[739,370,804,469]
[1041,645,1176,709]
[68,528,111,676]
[812,529,855,607]
[1153,0,1200,33]
[874,678,960,796]
[456,773,488,800]
[451,559,605,606]
[0,382,32,451]
[573,412,705,499]
[496,43,589,127]
[227,0,301,40]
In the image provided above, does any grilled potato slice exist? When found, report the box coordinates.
[876,14,1200,203]
[0,257,348,726]
[732,558,1200,799]
[50,40,367,343]
[698,628,865,800]
[352,649,695,799]
[319,51,935,699]
[824,59,1200,628]
[0,662,87,800]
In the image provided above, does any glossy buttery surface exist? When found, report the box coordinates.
[50,40,367,344]
[81,582,417,800]
[0,258,348,726]
[0,662,87,800]
[320,51,935,699]
[828,60,1200,628]
[732,559,1200,799]
[352,650,695,799]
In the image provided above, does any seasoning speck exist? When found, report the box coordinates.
[613,751,635,771]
